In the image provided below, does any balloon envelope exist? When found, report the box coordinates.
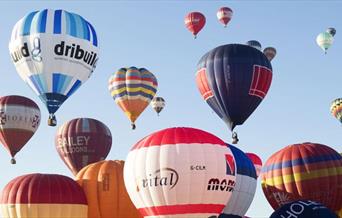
[270,200,338,218]
[55,118,112,175]
[151,96,165,115]
[326,27,336,37]
[219,144,257,218]
[217,7,233,27]
[263,47,277,61]
[0,95,40,163]
[330,98,342,123]
[0,173,87,218]
[196,44,272,131]
[124,127,237,218]
[261,142,342,214]
[9,9,99,126]
[108,66,158,129]
[246,40,262,51]
[76,160,141,218]
[316,32,334,53]
[184,12,206,38]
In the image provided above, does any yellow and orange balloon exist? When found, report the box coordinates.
[108,67,158,129]
[75,160,141,218]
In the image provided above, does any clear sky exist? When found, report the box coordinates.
[0,1,341,217]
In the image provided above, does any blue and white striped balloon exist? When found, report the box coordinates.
[9,9,99,126]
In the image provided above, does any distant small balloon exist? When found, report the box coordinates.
[217,7,233,27]
[263,47,277,61]
[246,40,262,51]
[330,98,342,123]
[316,32,334,54]
[151,96,165,115]
[184,12,206,38]
[326,27,336,37]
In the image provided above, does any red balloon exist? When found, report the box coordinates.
[246,152,262,177]
[55,118,112,175]
[0,95,41,164]
[217,7,233,27]
[184,12,206,38]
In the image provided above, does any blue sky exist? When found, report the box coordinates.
[0,1,341,217]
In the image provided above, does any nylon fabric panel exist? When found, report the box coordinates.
[0,204,87,218]
[75,160,141,218]
[124,128,236,218]
[55,118,112,175]
[198,44,272,131]
[260,143,342,212]
[220,145,257,217]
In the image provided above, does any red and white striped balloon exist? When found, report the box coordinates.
[184,12,206,38]
[217,7,233,27]
[124,127,237,218]
[0,95,40,164]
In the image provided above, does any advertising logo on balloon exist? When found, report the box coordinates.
[273,192,291,206]
[31,115,40,128]
[207,178,235,192]
[31,37,42,62]
[225,154,235,176]
[56,136,94,154]
[0,111,6,125]
[136,168,179,192]
[10,37,42,63]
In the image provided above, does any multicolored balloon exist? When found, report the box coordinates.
[217,7,233,27]
[219,144,257,218]
[330,98,342,123]
[261,142,342,215]
[9,9,99,126]
[0,173,87,218]
[151,96,165,115]
[270,200,338,218]
[55,118,112,175]
[76,160,141,218]
[108,67,158,129]
[263,47,277,61]
[184,12,206,38]
[124,127,236,218]
[245,152,262,177]
[246,40,262,51]
[0,95,40,164]
[316,32,334,54]
[326,27,336,37]
[196,44,272,143]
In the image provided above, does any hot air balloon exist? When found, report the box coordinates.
[246,40,262,51]
[330,98,342,123]
[270,200,338,218]
[316,32,334,54]
[0,173,87,218]
[263,47,277,62]
[196,44,272,143]
[219,144,257,218]
[151,96,165,116]
[261,142,342,216]
[0,95,40,164]
[124,127,236,218]
[217,7,233,27]
[55,118,112,175]
[184,12,206,38]
[245,152,262,177]
[326,27,336,37]
[108,67,158,129]
[76,160,141,218]
[9,9,99,126]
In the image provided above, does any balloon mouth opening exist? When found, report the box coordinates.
[48,114,57,126]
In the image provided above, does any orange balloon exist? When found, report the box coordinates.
[75,160,141,218]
